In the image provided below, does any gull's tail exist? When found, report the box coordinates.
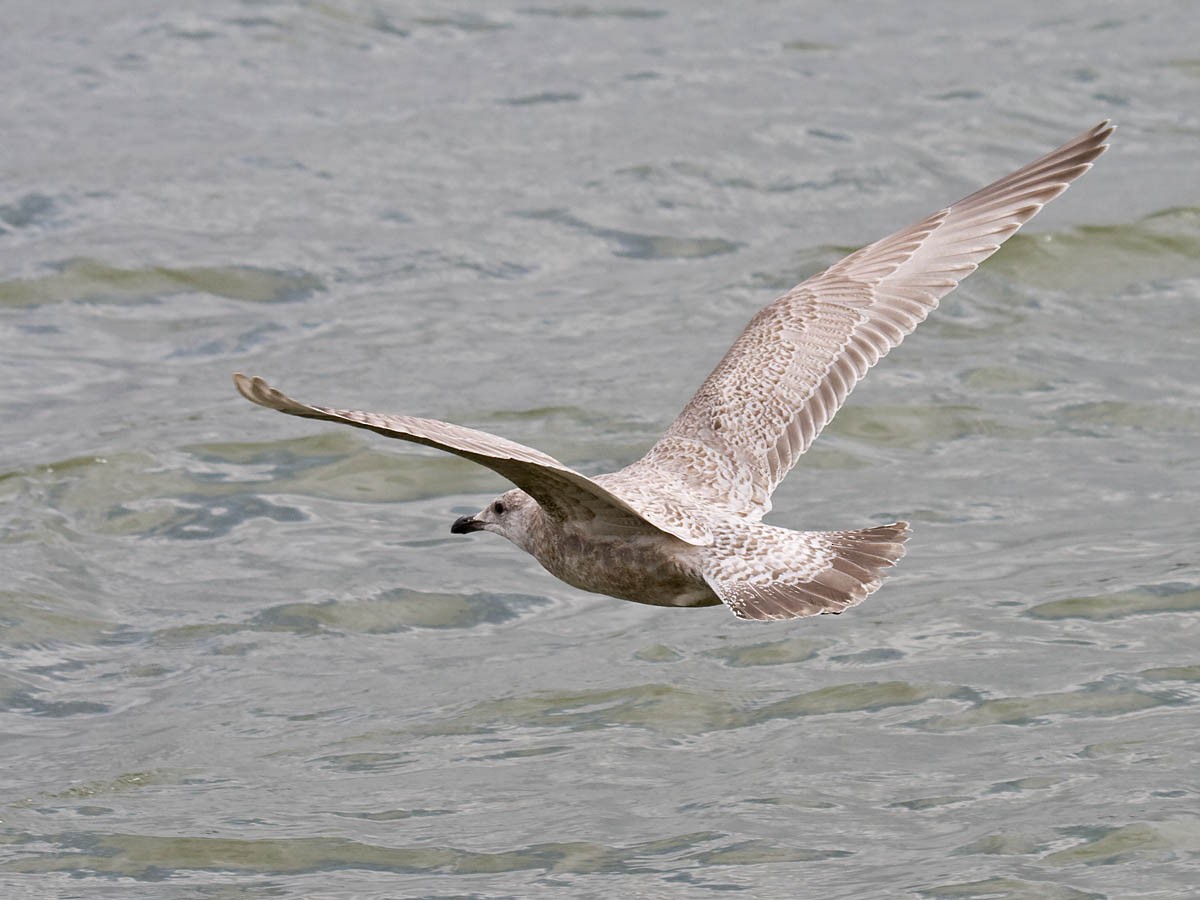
[702,522,910,621]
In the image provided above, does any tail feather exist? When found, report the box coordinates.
[704,522,910,621]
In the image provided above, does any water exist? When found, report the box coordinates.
[3,2,1199,897]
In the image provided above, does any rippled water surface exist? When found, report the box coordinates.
[3,2,1199,897]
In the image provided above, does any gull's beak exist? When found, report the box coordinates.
[450,515,481,535]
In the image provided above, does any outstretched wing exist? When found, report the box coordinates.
[628,121,1113,518]
[233,374,711,545]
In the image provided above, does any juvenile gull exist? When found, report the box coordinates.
[235,121,1112,621]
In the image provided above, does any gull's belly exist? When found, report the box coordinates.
[533,531,720,608]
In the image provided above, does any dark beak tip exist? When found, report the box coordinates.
[450,515,478,535]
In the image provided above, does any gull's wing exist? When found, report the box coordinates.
[626,121,1113,518]
[233,374,711,545]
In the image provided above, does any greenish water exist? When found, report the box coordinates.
[2,2,1199,898]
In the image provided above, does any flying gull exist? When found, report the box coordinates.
[235,121,1112,621]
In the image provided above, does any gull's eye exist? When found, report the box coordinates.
[491,501,506,515]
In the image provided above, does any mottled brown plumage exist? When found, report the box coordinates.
[235,121,1112,620]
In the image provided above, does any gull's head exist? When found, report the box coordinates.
[450,488,538,548]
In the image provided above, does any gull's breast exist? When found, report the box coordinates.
[530,526,720,608]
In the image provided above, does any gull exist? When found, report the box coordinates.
[235,121,1112,621]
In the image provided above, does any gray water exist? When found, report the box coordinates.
[3,2,1199,897]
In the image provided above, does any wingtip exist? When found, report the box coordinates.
[232,372,269,407]
[1077,119,1115,161]
[1059,120,1114,185]
[1071,119,1115,159]
[232,372,297,414]
[1092,119,1116,149]
[232,371,253,399]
